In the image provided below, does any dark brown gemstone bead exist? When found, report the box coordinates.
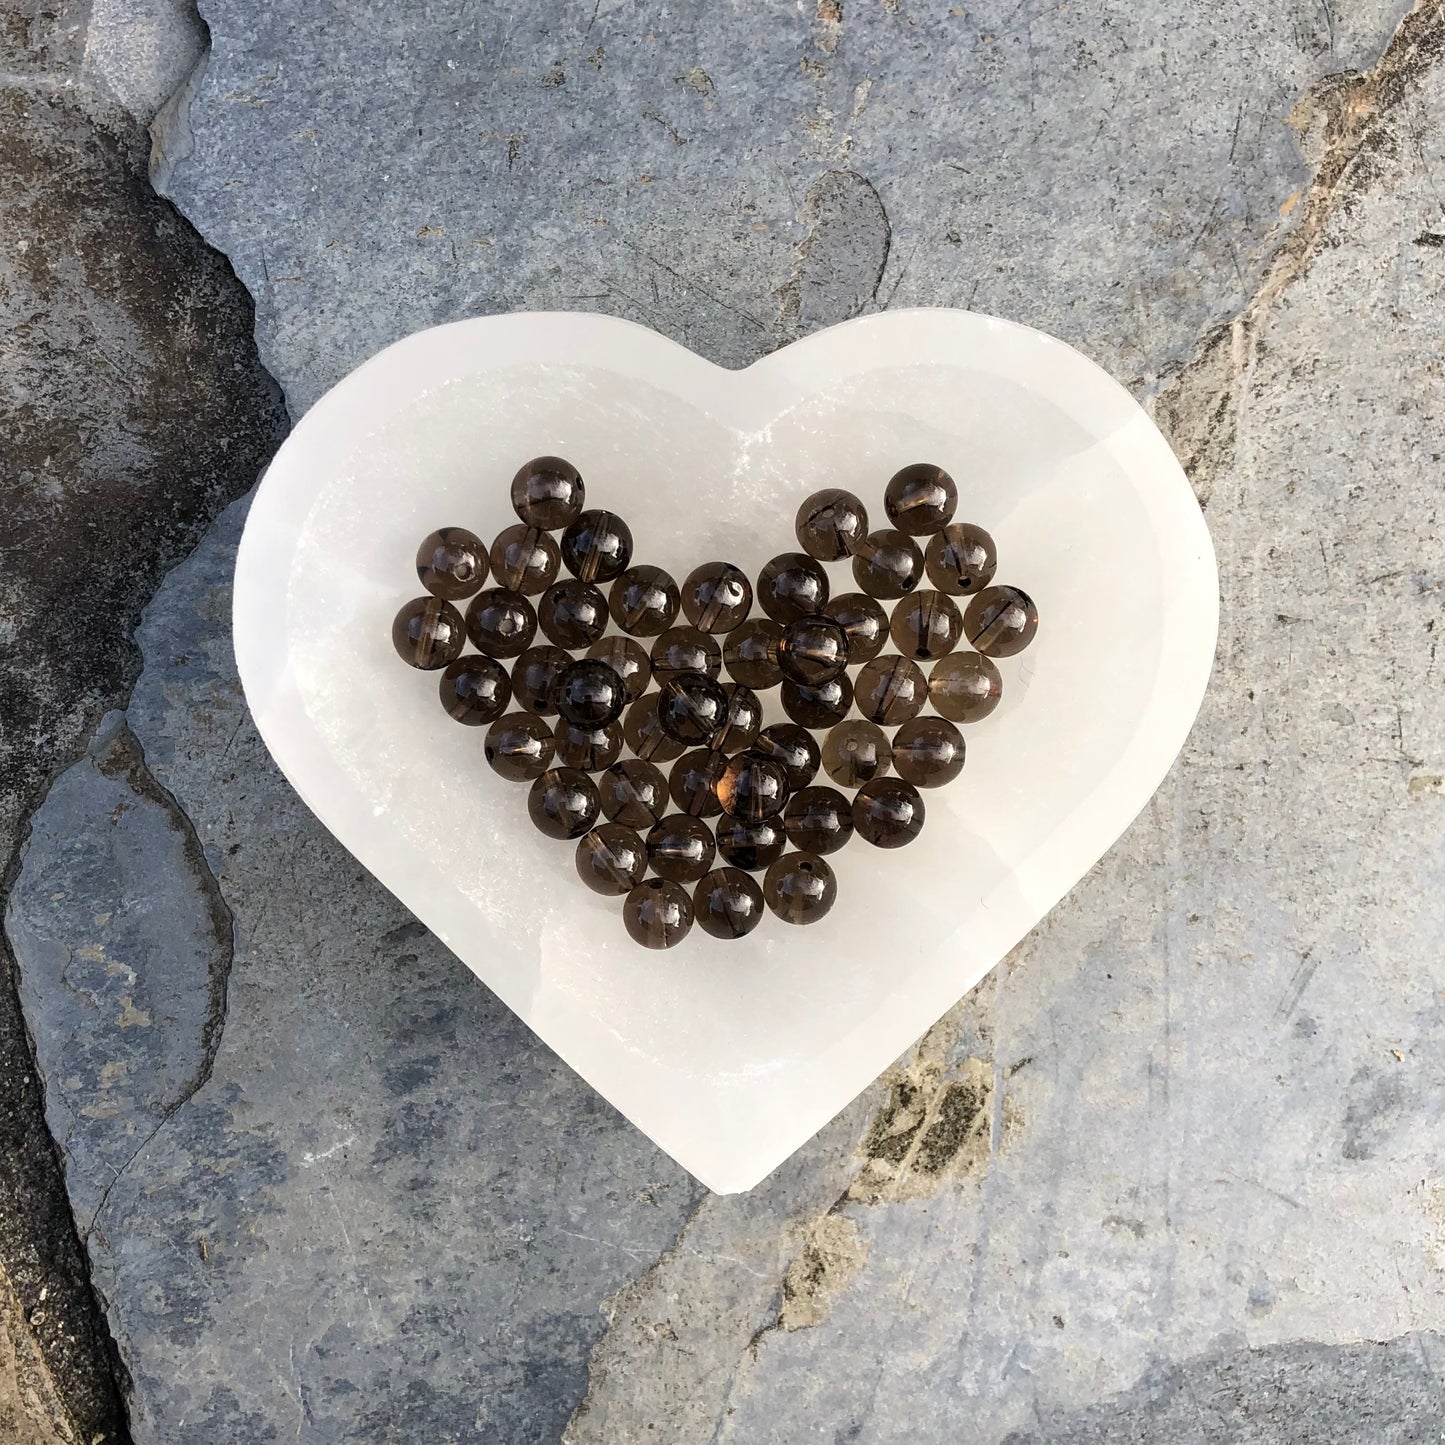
[853,655,927,725]
[884,462,957,535]
[553,719,624,772]
[964,585,1038,657]
[795,488,869,561]
[692,867,766,939]
[488,523,561,595]
[609,565,681,637]
[586,636,652,701]
[780,674,854,731]
[752,724,820,791]
[824,592,888,665]
[416,527,488,600]
[852,776,925,848]
[464,588,537,659]
[527,767,600,839]
[561,509,633,583]
[851,529,925,599]
[657,672,729,745]
[891,715,966,787]
[438,655,511,725]
[512,645,572,714]
[551,658,627,728]
[537,578,608,648]
[764,851,837,925]
[650,625,721,683]
[623,878,694,949]
[889,589,963,661]
[757,552,830,624]
[722,619,784,689]
[511,455,585,530]
[646,813,716,884]
[928,650,1003,723]
[716,754,789,821]
[599,758,670,827]
[924,522,997,596]
[669,749,727,818]
[681,561,752,634]
[622,694,685,763]
[393,596,466,669]
[783,786,854,855]
[778,614,850,686]
[714,814,787,872]
[575,824,647,897]
[712,684,763,753]
[484,712,555,780]
[821,719,892,788]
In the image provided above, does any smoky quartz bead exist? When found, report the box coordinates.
[669,748,728,817]
[609,565,681,637]
[511,645,572,715]
[560,509,633,583]
[783,786,854,855]
[464,587,537,658]
[716,754,789,822]
[692,867,766,939]
[646,813,716,884]
[852,776,925,849]
[824,592,888,665]
[757,552,830,625]
[657,672,729,745]
[575,824,647,897]
[623,877,694,949]
[715,813,787,872]
[622,694,685,764]
[537,578,608,648]
[392,596,466,669]
[599,758,670,827]
[713,684,763,753]
[778,614,850,686]
[527,767,600,839]
[438,655,511,725]
[551,658,628,728]
[489,523,561,595]
[928,650,1002,723]
[764,852,837,925]
[511,455,585,530]
[780,673,854,731]
[484,713,555,781]
[795,488,869,561]
[889,589,963,661]
[650,625,722,682]
[553,719,623,772]
[821,719,892,788]
[884,462,957,535]
[585,636,652,701]
[852,529,925,599]
[853,655,927,725]
[924,522,997,596]
[722,619,785,689]
[681,561,752,634]
[891,715,966,787]
[416,527,488,600]
[964,585,1038,657]
[752,724,820,791]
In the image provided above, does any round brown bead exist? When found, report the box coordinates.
[795,488,869,561]
[752,724,820,791]
[964,585,1038,657]
[924,522,997,596]
[783,786,854,855]
[824,592,888,665]
[575,824,646,897]
[889,589,963,661]
[713,684,763,753]
[681,561,753,634]
[511,645,571,714]
[884,462,958,535]
[716,754,789,822]
[609,565,680,637]
[465,587,537,659]
[527,767,600,839]
[928,650,1003,723]
[438,655,511,725]
[778,614,850,686]
[780,674,854,731]
[551,658,627,728]
[646,813,716,884]
[488,523,561,595]
[623,877,694,949]
[560,509,633,582]
[764,852,837,925]
[622,694,685,764]
[757,552,830,625]
[854,655,927,725]
[599,758,670,827]
[669,749,727,818]
[852,529,925,599]
[537,578,607,648]
[891,716,965,787]
[484,712,555,781]
[692,867,766,939]
[585,636,652,701]
[553,719,623,772]
[821,719,892,788]
[852,776,925,849]
[657,673,729,745]
[715,813,787,872]
[416,527,488,600]
[393,596,466,669]
[723,619,784,689]
[511,456,585,530]
[650,625,721,683]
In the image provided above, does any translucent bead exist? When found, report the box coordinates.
[560,509,633,582]
[851,529,924,599]
[924,522,997,596]
[783,786,854,855]
[712,684,763,754]
[527,767,600,839]
[889,589,963,661]
[928,650,1002,722]
[623,878,693,949]
[484,713,555,781]
[722,619,784,689]
[511,645,572,714]
[716,754,789,821]
[585,636,652,701]
[416,527,488,599]
[795,488,869,561]
[669,749,728,817]
[780,673,853,731]
[821,719,892,788]
[511,456,585,530]
[464,587,537,658]
[537,578,608,648]
[825,592,888,665]
[599,758,670,827]
[575,824,647,896]
[622,694,685,764]
[751,724,820,791]
[608,565,680,637]
[883,463,957,535]
[552,719,623,772]
[550,658,627,728]
[657,673,729,745]
[757,552,830,624]
[853,655,927,725]
[714,814,787,871]
[650,625,721,683]
[852,776,925,848]
[392,596,466,669]
[964,585,1038,657]
[438,655,511,725]
[891,716,965,787]
[778,614,850,685]
[692,867,766,939]
[646,813,716,884]
[764,851,837,924]
[488,523,561,595]
[681,561,753,634]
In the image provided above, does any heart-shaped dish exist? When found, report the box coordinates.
[233,309,1217,1193]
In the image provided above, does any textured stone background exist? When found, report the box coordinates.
[1,0,1443,1441]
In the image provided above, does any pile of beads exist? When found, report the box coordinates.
[392,456,1038,949]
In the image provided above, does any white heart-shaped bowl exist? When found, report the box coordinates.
[233,309,1217,1193]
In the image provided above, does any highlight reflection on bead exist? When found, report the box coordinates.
[751,724,820,791]
[489,524,560,595]
[889,589,962,661]
[693,867,766,939]
[416,527,488,600]
[393,596,466,669]
[599,758,670,827]
[964,585,1038,657]
[575,824,647,896]
[560,509,633,582]
[851,776,925,849]
[609,565,680,637]
[925,522,997,596]
[465,588,537,658]
[795,488,869,561]
[853,655,927,726]
[681,561,753,634]
[783,786,854,855]
[623,877,694,949]
[484,713,555,781]
[722,619,784,690]
[511,456,585,530]
[585,636,652,701]
[824,592,888,665]
[883,463,957,535]
[821,719,891,788]
[764,851,837,924]
[438,654,511,725]
[928,650,1002,723]
[527,767,600,839]
[646,813,716,884]
[891,715,966,787]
